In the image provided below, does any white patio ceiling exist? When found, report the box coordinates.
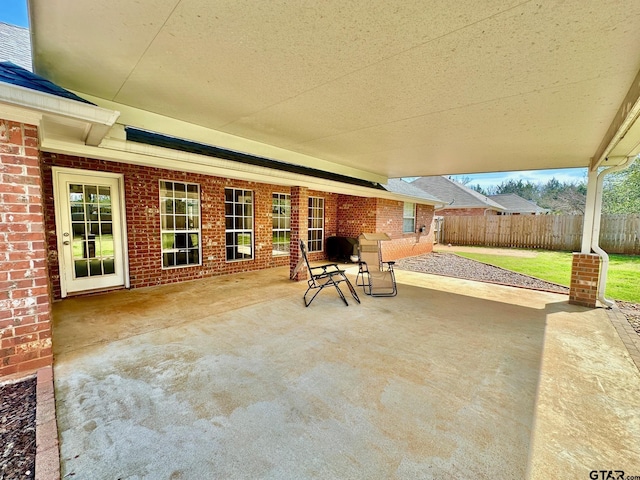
[29,0,640,181]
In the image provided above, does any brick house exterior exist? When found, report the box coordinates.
[38,151,436,301]
[0,61,595,381]
[0,105,438,378]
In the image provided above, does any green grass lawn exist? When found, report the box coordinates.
[451,248,640,303]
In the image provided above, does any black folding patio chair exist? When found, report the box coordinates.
[293,240,360,307]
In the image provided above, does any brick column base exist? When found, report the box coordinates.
[290,186,308,281]
[569,253,601,308]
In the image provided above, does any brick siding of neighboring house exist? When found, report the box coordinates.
[0,120,53,379]
[436,208,499,216]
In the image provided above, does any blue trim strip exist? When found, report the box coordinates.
[125,127,383,190]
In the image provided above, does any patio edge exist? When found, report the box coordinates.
[608,306,640,371]
[35,366,61,480]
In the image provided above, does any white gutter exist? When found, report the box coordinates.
[0,81,119,145]
[583,65,640,308]
[590,156,635,308]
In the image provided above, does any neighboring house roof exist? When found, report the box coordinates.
[382,178,443,204]
[0,22,32,72]
[488,194,547,214]
[0,61,95,104]
[410,176,504,211]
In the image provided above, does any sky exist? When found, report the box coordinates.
[0,0,29,27]
[448,167,588,190]
[0,2,592,189]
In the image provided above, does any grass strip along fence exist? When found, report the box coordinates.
[451,249,640,303]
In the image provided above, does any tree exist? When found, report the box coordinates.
[538,178,586,214]
[470,183,487,195]
[492,179,539,201]
[602,158,640,214]
[474,176,587,214]
[454,175,474,186]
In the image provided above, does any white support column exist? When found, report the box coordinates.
[580,168,599,253]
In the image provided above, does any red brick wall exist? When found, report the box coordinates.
[1,120,52,379]
[40,153,341,297]
[569,253,600,308]
[334,195,436,260]
[336,195,377,237]
[376,200,435,260]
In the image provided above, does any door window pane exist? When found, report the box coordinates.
[68,182,116,279]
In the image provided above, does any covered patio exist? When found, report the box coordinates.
[52,268,640,478]
[2,3,640,477]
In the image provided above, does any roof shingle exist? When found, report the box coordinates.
[0,61,95,105]
[383,178,443,204]
[488,194,547,214]
[0,22,32,71]
[410,176,504,210]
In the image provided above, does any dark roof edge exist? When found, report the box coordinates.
[0,61,96,105]
[125,127,384,190]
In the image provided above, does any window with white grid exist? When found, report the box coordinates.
[308,196,324,252]
[160,180,201,268]
[403,202,416,233]
[272,193,290,256]
[225,188,254,261]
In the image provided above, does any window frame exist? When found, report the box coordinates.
[308,196,325,253]
[225,187,254,262]
[272,193,291,256]
[159,180,202,269]
[403,202,416,234]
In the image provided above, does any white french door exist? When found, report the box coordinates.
[53,168,128,297]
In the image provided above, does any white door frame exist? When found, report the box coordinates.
[52,167,130,297]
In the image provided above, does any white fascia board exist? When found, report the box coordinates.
[0,82,119,144]
[591,67,640,169]
[0,101,43,125]
[74,92,387,185]
[40,135,440,206]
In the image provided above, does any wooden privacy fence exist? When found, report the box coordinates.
[439,214,640,254]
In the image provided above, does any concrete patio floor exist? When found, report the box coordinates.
[51,266,640,479]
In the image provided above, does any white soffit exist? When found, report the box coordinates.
[40,134,442,206]
[30,0,640,178]
[592,68,640,166]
